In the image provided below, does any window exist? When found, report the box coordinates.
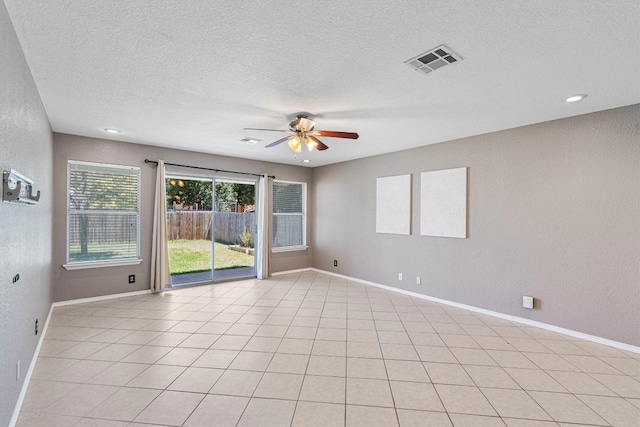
[65,161,141,269]
[272,180,306,249]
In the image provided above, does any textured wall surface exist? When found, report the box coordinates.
[312,105,640,346]
[0,2,53,425]
[52,134,313,302]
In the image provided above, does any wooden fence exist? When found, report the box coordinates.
[214,212,255,245]
[166,211,254,245]
[69,213,137,245]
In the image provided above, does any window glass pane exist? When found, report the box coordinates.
[272,181,305,248]
[67,161,140,263]
[69,164,138,211]
[273,214,303,247]
[273,182,303,213]
[68,212,139,262]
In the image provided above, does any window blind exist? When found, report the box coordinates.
[67,161,141,263]
[272,181,305,248]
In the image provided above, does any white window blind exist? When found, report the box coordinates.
[67,161,141,264]
[272,181,306,248]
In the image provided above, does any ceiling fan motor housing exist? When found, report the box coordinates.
[289,115,316,133]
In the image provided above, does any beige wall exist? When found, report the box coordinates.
[52,134,313,302]
[312,104,640,347]
[0,2,53,425]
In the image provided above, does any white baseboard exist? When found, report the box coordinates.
[9,304,54,427]
[271,268,315,277]
[52,289,152,307]
[277,267,640,355]
[10,288,154,426]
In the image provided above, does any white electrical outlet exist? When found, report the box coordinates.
[522,296,534,309]
[398,273,403,281]
[16,360,20,382]
[416,276,421,285]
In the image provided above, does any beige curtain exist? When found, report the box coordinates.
[150,160,171,291]
[256,175,271,279]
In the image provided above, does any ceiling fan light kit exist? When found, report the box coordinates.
[288,136,302,153]
[305,137,318,151]
[245,115,359,153]
[286,135,318,153]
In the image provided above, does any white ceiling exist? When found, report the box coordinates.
[5,0,640,167]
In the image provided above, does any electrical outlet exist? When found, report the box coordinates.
[128,275,135,284]
[16,360,20,382]
[522,296,534,309]
[416,276,421,285]
[333,260,337,267]
[35,319,38,335]
[12,274,20,283]
[398,273,403,281]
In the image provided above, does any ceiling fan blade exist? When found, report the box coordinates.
[314,130,359,139]
[308,135,329,151]
[265,135,294,148]
[244,127,291,133]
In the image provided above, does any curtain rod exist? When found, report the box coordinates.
[144,159,275,179]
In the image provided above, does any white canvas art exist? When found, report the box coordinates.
[376,174,411,235]
[420,167,467,238]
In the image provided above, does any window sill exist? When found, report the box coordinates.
[63,259,143,271]
[271,246,308,253]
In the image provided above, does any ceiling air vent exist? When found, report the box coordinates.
[239,137,260,145]
[405,45,462,75]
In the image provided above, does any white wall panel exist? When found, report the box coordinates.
[376,174,411,235]
[420,167,467,238]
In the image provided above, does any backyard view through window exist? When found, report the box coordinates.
[273,180,306,248]
[166,176,256,285]
[67,161,140,265]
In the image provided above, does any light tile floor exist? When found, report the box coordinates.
[17,271,640,427]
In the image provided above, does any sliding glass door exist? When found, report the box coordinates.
[212,179,256,281]
[166,176,213,285]
[165,174,256,286]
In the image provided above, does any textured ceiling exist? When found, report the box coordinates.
[4,0,640,167]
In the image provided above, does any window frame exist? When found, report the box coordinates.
[63,160,142,270]
[271,179,307,252]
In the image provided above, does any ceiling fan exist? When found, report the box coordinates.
[244,115,359,153]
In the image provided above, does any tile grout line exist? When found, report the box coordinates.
[16,271,640,427]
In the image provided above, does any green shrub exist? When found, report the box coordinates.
[240,227,254,248]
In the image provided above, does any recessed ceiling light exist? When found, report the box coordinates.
[104,128,121,134]
[302,159,311,163]
[565,94,588,103]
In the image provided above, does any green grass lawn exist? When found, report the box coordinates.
[168,239,254,275]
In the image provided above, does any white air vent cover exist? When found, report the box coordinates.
[405,45,462,74]
[239,137,260,145]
